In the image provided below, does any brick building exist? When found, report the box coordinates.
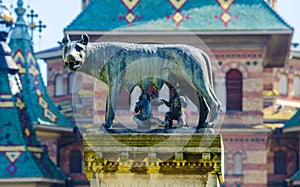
[35,0,299,186]
[265,49,300,187]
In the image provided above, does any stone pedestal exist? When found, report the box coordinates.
[83,129,224,187]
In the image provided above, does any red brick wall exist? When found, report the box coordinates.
[274,58,300,101]
[38,135,58,165]
[267,134,298,185]
[212,48,264,126]
[222,132,268,187]
[59,141,88,181]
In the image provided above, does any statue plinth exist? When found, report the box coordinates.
[83,129,224,187]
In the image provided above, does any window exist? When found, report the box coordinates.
[224,153,228,175]
[279,74,288,95]
[69,150,82,173]
[68,72,75,94]
[294,76,300,96]
[274,151,287,175]
[226,70,242,111]
[54,75,63,96]
[233,152,243,175]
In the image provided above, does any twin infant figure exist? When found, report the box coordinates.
[133,89,188,129]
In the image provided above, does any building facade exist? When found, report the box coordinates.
[35,0,298,186]
[268,49,300,187]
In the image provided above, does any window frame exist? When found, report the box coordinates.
[226,69,243,111]
[54,74,64,97]
[69,150,82,174]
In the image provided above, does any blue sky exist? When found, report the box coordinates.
[3,0,81,51]
[2,0,300,51]
[277,0,300,45]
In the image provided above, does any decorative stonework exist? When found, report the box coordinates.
[83,132,224,186]
[213,49,263,60]
[221,62,249,78]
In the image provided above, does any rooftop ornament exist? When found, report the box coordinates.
[0,0,13,41]
[26,9,46,40]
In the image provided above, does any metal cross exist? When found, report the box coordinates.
[26,9,46,40]
[36,20,46,37]
[26,9,38,39]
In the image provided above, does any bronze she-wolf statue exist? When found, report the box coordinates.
[61,34,222,130]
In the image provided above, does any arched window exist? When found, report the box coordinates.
[279,74,288,95]
[226,70,242,111]
[233,152,243,175]
[224,153,228,175]
[274,151,287,175]
[69,150,82,173]
[68,72,75,94]
[293,76,300,96]
[54,75,63,96]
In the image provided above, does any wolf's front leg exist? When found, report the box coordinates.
[196,94,209,129]
[102,81,122,129]
[102,93,113,129]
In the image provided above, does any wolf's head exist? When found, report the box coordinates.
[61,33,89,71]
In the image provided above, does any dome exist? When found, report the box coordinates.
[0,1,13,24]
[0,0,14,41]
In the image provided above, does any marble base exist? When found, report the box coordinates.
[90,173,220,187]
[83,130,224,187]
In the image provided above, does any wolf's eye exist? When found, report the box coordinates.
[75,44,83,51]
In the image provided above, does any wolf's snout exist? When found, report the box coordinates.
[66,54,75,62]
[65,54,76,66]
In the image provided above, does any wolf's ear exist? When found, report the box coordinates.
[62,34,70,45]
[81,33,89,45]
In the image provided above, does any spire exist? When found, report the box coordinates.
[0,43,67,183]
[0,2,16,72]
[9,0,30,41]
[8,0,74,131]
[0,14,66,184]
